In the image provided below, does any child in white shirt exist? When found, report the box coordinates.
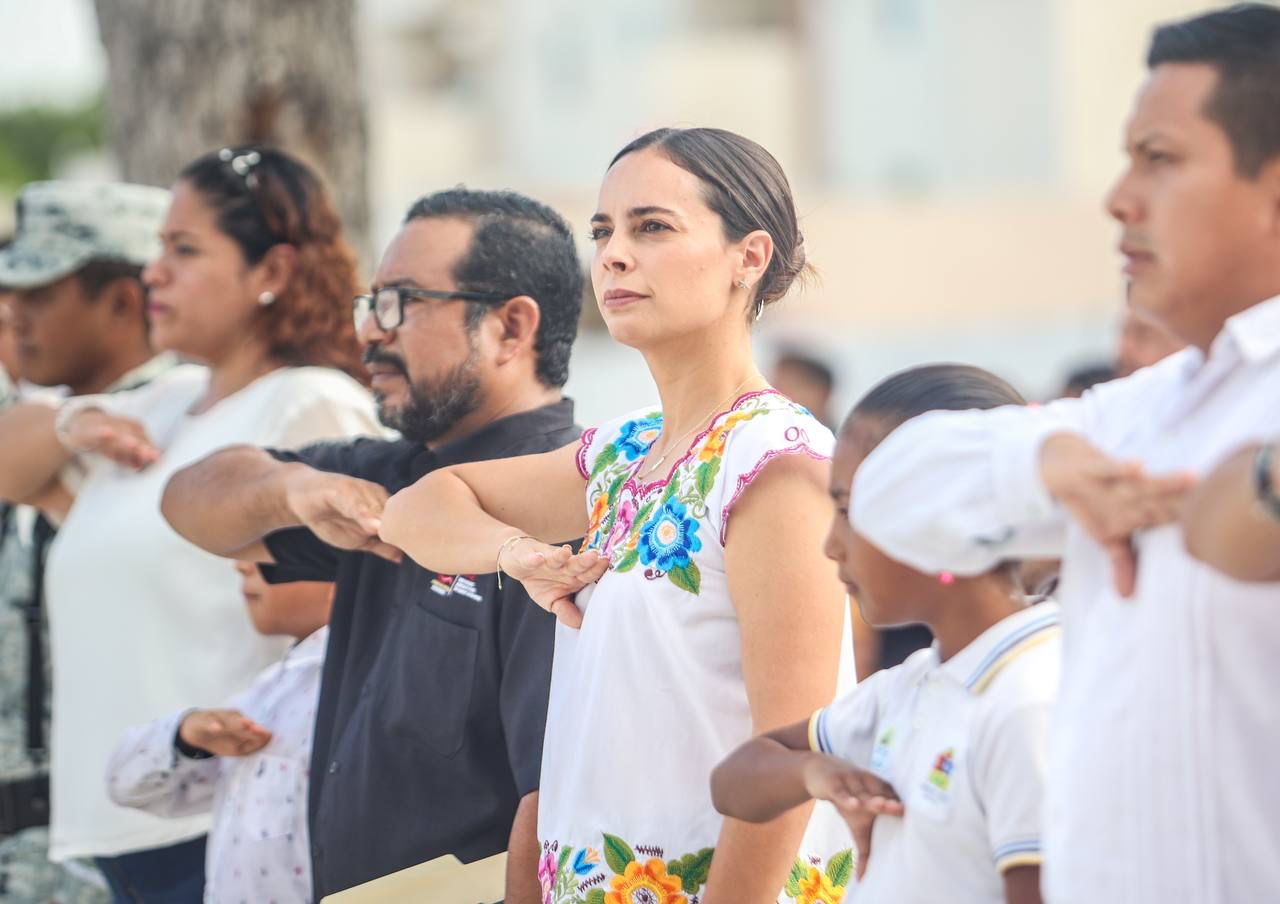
[106,563,333,904]
[712,364,1059,904]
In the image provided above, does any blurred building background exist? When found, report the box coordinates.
[0,0,1238,422]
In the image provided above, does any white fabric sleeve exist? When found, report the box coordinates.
[264,374,383,450]
[850,402,1087,576]
[972,698,1053,873]
[104,710,222,819]
[806,667,890,767]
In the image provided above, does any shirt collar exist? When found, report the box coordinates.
[282,625,329,669]
[1220,293,1280,366]
[432,398,577,467]
[105,352,180,393]
[935,602,1061,695]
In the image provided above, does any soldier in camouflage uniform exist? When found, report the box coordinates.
[0,181,173,902]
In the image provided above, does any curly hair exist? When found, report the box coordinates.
[179,146,365,383]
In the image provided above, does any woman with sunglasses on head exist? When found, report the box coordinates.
[381,128,854,903]
[0,147,380,902]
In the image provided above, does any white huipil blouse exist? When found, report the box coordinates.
[537,390,856,904]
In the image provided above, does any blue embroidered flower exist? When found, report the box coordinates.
[637,499,702,572]
[615,415,663,461]
[572,846,599,876]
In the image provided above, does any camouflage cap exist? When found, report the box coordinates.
[0,180,172,290]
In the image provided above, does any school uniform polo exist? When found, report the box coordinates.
[259,401,578,898]
[809,603,1061,904]
[848,296,1280,904]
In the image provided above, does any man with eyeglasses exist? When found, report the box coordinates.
[160,189,583,902]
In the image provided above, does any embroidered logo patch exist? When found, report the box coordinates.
[429,574,485,603]
[927,748,955,792]
[870,726,895,773]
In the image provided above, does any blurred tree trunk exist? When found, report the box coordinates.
[92,0,371,260]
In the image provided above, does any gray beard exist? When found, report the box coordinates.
[377,352,483,445]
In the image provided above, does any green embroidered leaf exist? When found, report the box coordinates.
[825,849,853,887]
[602,833,635,875]
[694,457,721,497]
[613,547,640,573]
[661,475,680,502]
[672,847,714,894]
[590,443,619,480]
[668,561,701,595]
[633,497,658,526]
[585,889,606,904]
[785,858,808,897]
[557,844,574,874]
[605,471,628,506]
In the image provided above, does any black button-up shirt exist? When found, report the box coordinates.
[261,400,579,897]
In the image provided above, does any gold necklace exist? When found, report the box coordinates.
[636,374,761,480]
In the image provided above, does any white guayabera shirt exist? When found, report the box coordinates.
[849,296,1280,904]
[107,628,327,904]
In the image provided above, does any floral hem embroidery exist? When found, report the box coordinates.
[540,837,853,904]
[540,835,711,904]
[784,850,853,903]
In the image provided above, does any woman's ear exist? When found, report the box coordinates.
[737,229,775,289]
[252,244,299,299]
[491,295,542,367]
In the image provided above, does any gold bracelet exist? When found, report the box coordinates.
[496,535,534,590]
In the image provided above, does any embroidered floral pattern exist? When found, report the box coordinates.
[542,836,852,904]
[582,392,796,596]
[542,835,711,904]
[784,852,853,904]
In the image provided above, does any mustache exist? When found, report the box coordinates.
[362,346,408,375]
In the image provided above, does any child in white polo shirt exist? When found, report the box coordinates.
[105,563,333,904]
[712,364,1059,904]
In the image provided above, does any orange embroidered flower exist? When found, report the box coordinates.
[698,412,751,462]
[795,866,844,904]
[605,858,687,904]
[587,492,610,537]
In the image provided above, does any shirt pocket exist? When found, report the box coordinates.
[385,604,479,759]
[241,754,306,841]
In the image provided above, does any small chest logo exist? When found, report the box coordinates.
[429,574,485,603]
[870,726,895,773]
[927,748,955,792]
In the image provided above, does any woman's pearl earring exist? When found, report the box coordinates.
[257,291,276,307]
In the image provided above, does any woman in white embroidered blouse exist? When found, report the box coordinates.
[0,147,380,896]
[381,128,855,903]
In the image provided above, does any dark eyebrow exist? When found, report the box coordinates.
[162,229,199,241]
[1128,130,1175,154]
[371,277,424,291]
[590,205,682,225]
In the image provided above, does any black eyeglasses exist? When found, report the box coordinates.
[353,286,512,331]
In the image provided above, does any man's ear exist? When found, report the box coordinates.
[104,276,148,329]
[491,295,541,367]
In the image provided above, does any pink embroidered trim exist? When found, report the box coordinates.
[719,443,830,545]
[576,427,598,481]
[625,388,785,498]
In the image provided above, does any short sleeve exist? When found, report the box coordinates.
[714,396,834,546]
[807,666,891,767]
[972,683,1055,873]
[574,427,599,481]
[257,370,383,451]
